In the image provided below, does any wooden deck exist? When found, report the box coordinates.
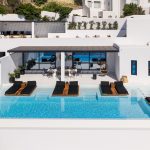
[110,83,118,96]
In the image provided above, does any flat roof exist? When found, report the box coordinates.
[8,46,119,52]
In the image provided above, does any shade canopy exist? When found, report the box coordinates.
[8,46,119,52]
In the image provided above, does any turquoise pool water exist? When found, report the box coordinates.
[0,88,149,119]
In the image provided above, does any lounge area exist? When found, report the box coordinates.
[100,81,128,96]
[52,81,79,96]
[5,81,37,96]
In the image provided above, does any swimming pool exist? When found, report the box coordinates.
[0,87,150,119]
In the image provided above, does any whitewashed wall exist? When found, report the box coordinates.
[0,14,25,21]
[127,17,150,43]
[107,52,116,74]
[119,46,150,83]
[0,128,150,150]
[48,30,125,38]
[0,53,22,84]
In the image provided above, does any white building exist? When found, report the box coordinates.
[0,15,149,85]
[81,0,150,18]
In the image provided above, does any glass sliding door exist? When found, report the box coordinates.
[23,52,39,70]
[23,52,56,70]
[39,52,56,69]
[72,52,106,70]
[89,52,106,70]
[73,52,90,70]
[65,52,72,69]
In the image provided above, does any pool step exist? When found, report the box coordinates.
[35,91,50,100]
[82,95,98,101]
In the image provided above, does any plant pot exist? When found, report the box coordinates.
[15,73,20,78]
[9,77,15,83]
[20,69,25,75]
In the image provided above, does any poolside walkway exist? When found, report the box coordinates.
[15,73,117,88]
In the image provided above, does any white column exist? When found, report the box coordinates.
[61,52,65,81]
[31,22,35,38]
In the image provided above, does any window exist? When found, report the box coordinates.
[131,60,137,75]
[23,52,56,70]
[87,1,92,7]
[72,52,106,70]
[148,61,150,76]
[94,1,101,8]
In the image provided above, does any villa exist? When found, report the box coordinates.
[74,0,150,18]
[0,15,150,86]
[1,4,150,149]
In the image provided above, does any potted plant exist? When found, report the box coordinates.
[9,73,15,83]
[14,69,20,78]
[19,65,25,75]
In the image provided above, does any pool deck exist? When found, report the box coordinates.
[14,73,117,88]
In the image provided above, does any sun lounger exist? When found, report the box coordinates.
[5,81,23,96]
[68,81,79,96]
[52,81,65,96]
[100,81,112,96]
[145,97,150,104]
[114,81,128,95]
[20,81,36,96]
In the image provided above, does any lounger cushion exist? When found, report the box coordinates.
[68,84,78,95]
[70,81,78,86]
[20,81,36,95]
[56,81,65,87]
[145,97,150,103]
[100,85,112,95]
[5,82,22,95]
[101,81,109,86]
[115,81,128,94]
[27,81,36,86]
[14,81,23,85]
[114,81,123,87]
[52,85,64,95]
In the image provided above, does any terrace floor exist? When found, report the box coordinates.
[15,73,117,88]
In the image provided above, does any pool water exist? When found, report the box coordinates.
[0,88,150,119]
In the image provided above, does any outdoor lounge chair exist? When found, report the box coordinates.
[145,97,150,104]
[100,81,112,96]
[100,81,112,95]
[52,81,65,96]
[5,81,23,96]
[114,81,128,95]
[20,81,36,96]
[68,81,79,96]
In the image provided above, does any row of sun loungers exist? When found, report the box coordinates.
[5,81,37,96]
[100,81,128,96]
[52,81,79,96]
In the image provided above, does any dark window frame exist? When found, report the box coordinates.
[131,60,137,75]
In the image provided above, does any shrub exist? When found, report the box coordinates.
[34,0,47,6]
[15,4,41,21]
[102,21,107,30]
[113,21,118,30]
[42,16,50,21]
[0,5,7,14]
[77,22,82,29]
[108,23,112,30]
[7,0,20,13]
[96,22,101,30]
[43,2,72,20]
[68,22,77,30]
[83,22,87,29]
[89,21,94,30]
[123,3,145,17]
